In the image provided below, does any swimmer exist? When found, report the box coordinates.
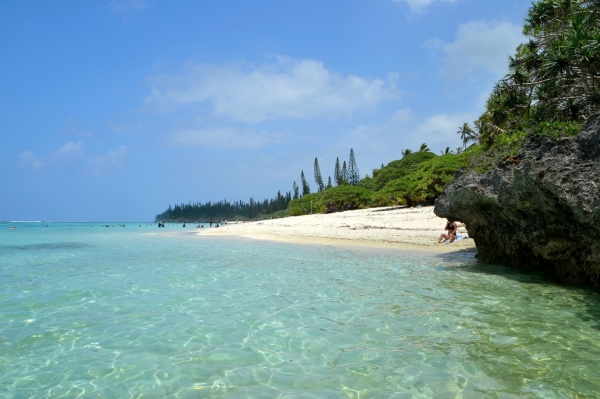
[10,226,15,230]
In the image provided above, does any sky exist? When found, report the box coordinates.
[0,0,530,222]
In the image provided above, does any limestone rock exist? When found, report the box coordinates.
[435,115,600,284]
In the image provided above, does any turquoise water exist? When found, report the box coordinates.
[1,222,600,398]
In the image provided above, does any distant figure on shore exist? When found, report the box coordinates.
[183,223,186,227]
[215,223,219,227]
[209,220,213,227]
[436,220,458,244]
[10,226,15,230]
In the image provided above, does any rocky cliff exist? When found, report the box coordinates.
[435,115,600,284]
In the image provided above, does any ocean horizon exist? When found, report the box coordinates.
[1,222,599,397]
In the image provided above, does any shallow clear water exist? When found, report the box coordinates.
[1,222,600,398]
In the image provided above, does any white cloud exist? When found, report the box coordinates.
[436,20,525,79]
[338,108,475,169]
[145,57,399,123]
[110,0,146,11]
[168,127,288,149]
[392,0,458,13]
[55,141,84,158]
[90,146,128,173]
[19,151,45,170]
[412,112,473,149]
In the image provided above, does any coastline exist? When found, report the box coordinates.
[193,206,477,254]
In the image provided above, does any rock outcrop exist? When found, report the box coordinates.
[435,115,600,284]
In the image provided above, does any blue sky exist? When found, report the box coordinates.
[1,0,529,221]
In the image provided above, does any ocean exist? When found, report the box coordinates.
[1,222,599,398]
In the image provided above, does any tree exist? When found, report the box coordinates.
[479,0,600,138]
[455,147,464,155]
[334,157,342,186]
[457,123,477,148]
[348,148,360,185]
[401,149,413,157]
[327,176,332,189]
[419,143,431,152]
[313,157,325,192]
[341,161,348,184]
[301,171,310,195]
[440,147,453,155]
[292,181,299,199]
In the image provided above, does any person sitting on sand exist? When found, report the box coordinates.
[436,220,458,244]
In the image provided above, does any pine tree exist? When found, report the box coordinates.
[313,157,325,192]
[301,171,310,195]
[327,176,332,189]
[334,158,341,186]
[348,148,359,185]
[341,161,348,185]
[292,181,299,199]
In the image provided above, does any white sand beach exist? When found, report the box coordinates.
[195,206,476,252]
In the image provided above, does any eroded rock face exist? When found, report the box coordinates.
[435,115,600,284]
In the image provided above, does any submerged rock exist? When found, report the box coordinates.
[435,115,600,284]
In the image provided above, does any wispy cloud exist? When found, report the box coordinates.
[429,20,525,80]
[90,146,128,174]
[392,0,458,14]
[19,142,128,174]
[55,141,84,158]
[167,127,289,149]
[19,151,45,170]
[109,0,147,11]
[338,108,475,169]
[145,56,399,123]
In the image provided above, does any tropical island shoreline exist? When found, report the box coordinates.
[190,205,477,253]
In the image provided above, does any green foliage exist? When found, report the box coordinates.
[348,148,360,185]
[378,153,470,206]
[356,175,375,191]
[314,158,324,192]
[533,120,582,137]
[155,190,293,222]
[301,171,310,195]
[288,193,323,216]
[478,0,600,144]
[373,151,436,191]
[319,185,373,209]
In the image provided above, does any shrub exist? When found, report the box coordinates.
[288,194,324,216]
[377,154,469,206]
[373,152,436,191]
[319,185,373,209]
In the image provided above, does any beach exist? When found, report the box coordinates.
[195,205,476,252]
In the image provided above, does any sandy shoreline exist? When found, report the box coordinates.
[193,206,477,253]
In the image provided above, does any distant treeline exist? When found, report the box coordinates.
[155,191,292,222]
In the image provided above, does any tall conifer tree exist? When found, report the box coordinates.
[313,157,325,192]
[341,161,348,185]
[327,176,332,189]
[348,148,359,185]
[292,181,299,199]
[334,158,341,186]
[300,171,310,195]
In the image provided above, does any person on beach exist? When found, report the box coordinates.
[436,220,458,244]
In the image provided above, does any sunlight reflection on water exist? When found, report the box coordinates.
[1,222,599,397]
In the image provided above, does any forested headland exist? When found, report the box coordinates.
[156,0,599,223]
